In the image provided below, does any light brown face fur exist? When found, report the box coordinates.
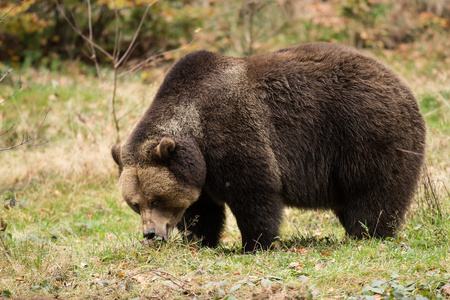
[113,143,201,240]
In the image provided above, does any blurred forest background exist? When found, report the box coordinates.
[1,0,449,70]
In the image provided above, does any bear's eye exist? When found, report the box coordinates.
[151,200,159,207]
[130,203,140,213]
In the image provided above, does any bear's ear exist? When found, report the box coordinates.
[153,137,176,162]
[111,144,122,166]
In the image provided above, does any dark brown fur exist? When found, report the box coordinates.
[112,43,426,251]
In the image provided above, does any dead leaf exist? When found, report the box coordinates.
[134,274,151,285]
[314,263,325,270]
[295,247,309,254]
[271,284,281,293]
[442,284,450,295]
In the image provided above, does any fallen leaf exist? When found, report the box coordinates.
[314,263,325,270]
[229,283,241,293]
[297,275,309,282]
[134,274,151,285]
[271,284,281,293]
[442,284,450,295]
[97,280,109,287]
[295,248,309,254]
[261,278,272,287]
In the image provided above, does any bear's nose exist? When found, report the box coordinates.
[143,228,156,240]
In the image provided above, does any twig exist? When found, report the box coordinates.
[0,84,22,105]
[97,268,197,296]
[109,0,158,143]
[0,69,22,105]
[425,167,443,220]
[0,124,16,138]
[111,68,120,144]
[0,109,49,151]
[114,1,156,68]
[118,41,195,77]
[372,210,383,239]
[55,0,114,61]
[87,0,102,81]
[0,1,24,22]
[0,68,12,83]
[112,0,120,61]
[117,98,146,121]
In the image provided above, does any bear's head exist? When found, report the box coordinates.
[111,137,206,241]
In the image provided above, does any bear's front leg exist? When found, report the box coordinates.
[177,192,226,247]
[228,195,284,252]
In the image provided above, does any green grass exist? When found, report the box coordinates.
[1,53,449,299]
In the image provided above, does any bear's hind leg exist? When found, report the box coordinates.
[335,197,406,239]
[177,192,226,247]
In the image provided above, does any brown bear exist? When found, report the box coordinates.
[111,42,426,252]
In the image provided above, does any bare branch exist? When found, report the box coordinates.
[111,69,120,144]
[0,124,16,138]
[55,0,114,61]
[0,70,22,105]
[96,268,196,297]
[118,41,195,77]
[0,1,24,23]
[87,0,102,81]
[112,0,120,63]
[115,1,157,68]
[0,109,49,152]
[117,98,146,121]
[0,69,12,83]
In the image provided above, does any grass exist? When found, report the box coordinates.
[0,48,449,299]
